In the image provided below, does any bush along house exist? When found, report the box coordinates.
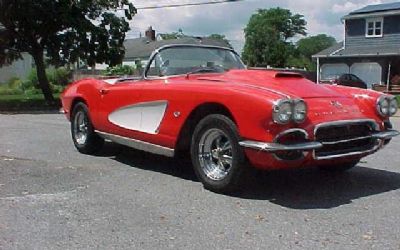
[313,2,400,94]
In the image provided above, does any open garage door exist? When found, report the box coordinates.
[350,63,382,89]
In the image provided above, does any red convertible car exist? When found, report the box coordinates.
[61,44,399,193]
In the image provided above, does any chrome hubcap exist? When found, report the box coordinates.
[73,110,88,145]
[198,128,233,181]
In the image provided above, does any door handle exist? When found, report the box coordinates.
[100,89,110,95]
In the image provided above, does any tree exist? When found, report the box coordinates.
[160,30,233,48]
[288,34,336,71]
[0,0,136,104]
[207,34,232,48]
[160,29,185,40]
[242,8,306,67]
[297,34,336,60]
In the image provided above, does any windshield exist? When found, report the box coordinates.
[146,46,245,77]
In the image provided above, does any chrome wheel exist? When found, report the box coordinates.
[73,110,88,145]
[198,128,233,181]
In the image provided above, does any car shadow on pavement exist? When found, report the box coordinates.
[101,145,400,209]
[108,145,198,182]
[230,165,400,209]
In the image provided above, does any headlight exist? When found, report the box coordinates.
[273,99,292,124]
[389,97,398,116]
[293,99,307,123]
[377,95,398,117]
[272,99,308,124]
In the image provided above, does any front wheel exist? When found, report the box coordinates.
[71,102,104,154]
[190,114,248,193]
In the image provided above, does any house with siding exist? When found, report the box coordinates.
[313,2,400,93]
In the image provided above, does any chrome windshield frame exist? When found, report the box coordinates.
[143,44,244,80]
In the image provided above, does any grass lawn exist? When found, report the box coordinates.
[0,93,61,111]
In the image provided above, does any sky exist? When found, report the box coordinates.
[127,0,394,53]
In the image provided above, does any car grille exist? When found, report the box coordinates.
[314,120,380,159]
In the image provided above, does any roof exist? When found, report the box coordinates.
[124,36,231,61]
[350,2,400,15]
[313,42,400,58]
[312,42,344,58]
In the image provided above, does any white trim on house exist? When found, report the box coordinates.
[343,9,400,20]
[365,17,384,38]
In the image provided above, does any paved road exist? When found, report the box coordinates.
[0,114,400,250]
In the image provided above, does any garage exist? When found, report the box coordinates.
[320,63,349,80]
[350,62,382,89]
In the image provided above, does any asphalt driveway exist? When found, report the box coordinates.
[0,114,399,249]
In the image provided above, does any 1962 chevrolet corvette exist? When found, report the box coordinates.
[61,44,399,192]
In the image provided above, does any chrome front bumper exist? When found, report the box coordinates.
[371,129,400,140]
[239,129,399,152]
[239,141,323,152]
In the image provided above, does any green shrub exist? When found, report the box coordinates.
[20,80,35,91]
[27,69,40,89]
[27,67,71,88]
[54,67,71,86]
[52,85,65,93]
[396,95,400,106]
[104,65,134,76]
[0,88,24,95]
[24,88,43,95]
[7,77,23,89]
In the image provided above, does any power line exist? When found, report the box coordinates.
[136,0,244,10]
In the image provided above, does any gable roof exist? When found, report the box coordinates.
[350,2,400,15]
[124,36,231,61]
[312,42,344,58]
[312,41,400,58]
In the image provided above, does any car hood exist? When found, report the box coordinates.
[196,69,344,99]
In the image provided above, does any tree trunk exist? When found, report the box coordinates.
[32,51,55,105]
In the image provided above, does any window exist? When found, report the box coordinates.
[145,46,245,78]
[366,18,383,37]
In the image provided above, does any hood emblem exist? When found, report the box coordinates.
[330,100,343,109]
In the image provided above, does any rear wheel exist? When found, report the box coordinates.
[71,102,104,154]
[190,114,248,193]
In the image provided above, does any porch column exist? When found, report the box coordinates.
[387,62,391,93]
[316,57,320,84]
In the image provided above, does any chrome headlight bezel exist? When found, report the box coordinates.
[272,99,293,124]
[293,99,308,123]
[272,99,308,124]
[389,96,398,116]
[377,95,398,117]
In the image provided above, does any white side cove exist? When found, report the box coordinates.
[108,100,168,134]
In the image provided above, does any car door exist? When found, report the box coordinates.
[98,66,174,145]
[98,80,144,135]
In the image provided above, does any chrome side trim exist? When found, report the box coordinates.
[95,131,174,157]
[238,84,291,99]
[239,140,323,152]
